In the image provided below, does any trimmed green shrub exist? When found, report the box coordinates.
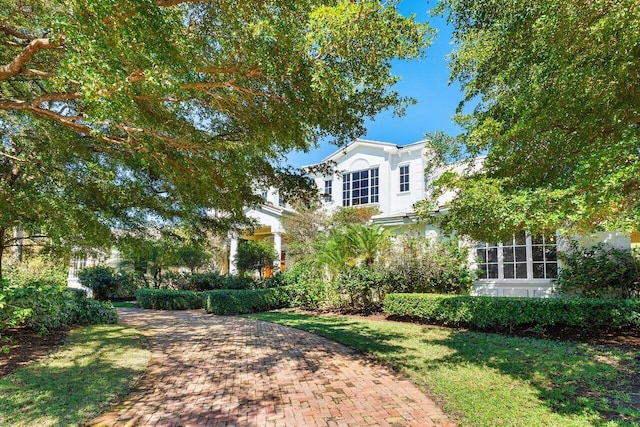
[145,271,259,291]
[204,287,292,315]
[66,290,118,325]
[135,289,204,310]
[383,293,640,330]
[337,266,384,309]
[554,242,640,299]
[78,266,131,301]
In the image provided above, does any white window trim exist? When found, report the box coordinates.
[342,166,380,207]
[476,232,558,283]
[323,179,333,202]
[399,163,410,193]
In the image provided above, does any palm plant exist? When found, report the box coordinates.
[313,224,390,277]
[344,224,390,267]
[313,230,353,280]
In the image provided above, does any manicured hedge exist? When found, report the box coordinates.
[383,293,640,329]
[135,289,204,310]
[67,291,118,325]
[205,287,292,315]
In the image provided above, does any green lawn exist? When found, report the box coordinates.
[0,324,150,427]
[249,312,639,427]
[111,301,137,308]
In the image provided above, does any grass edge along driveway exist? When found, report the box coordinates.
[249,312,639,427]
[0,324,150,427]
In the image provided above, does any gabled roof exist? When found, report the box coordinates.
[303,138,429,169]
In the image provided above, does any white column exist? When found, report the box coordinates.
[273,232,282,270]
[12,228,23,261]
[229,237,239,276]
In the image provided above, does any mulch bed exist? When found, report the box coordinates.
[0,326,71,377]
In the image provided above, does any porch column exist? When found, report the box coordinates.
[12,228,23,261]
[273,232,282,269]
[229,236,239,276]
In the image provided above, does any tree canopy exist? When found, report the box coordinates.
[0,0,431,275]
[418,0,639,241]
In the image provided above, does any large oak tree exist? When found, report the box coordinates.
[0,0,430,276]
[418,0,639,241]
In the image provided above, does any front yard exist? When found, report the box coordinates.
[0,324,150,427]
[250,311,640,427]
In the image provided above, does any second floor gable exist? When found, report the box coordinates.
[305,139,430,216]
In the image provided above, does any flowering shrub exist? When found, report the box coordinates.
[554,243,640,299]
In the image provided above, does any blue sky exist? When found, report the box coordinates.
[286,0,463,168]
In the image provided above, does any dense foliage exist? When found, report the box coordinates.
[1,259,116,332]
[78,266,128,300]
[554,243,640,299]
[381,235,474,294]
[1,278,116,333]
[204,287,292,315]
[336,266,384,309]
[417,0,640,240]
[279,211,474,310]
[384,293,640,330]
[313,223,390,277]
[135,288,204,310]
[280,260,338,309]
[235,239,278,278]
[0,0,430,277]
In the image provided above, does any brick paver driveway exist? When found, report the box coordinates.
[90,308,455,427]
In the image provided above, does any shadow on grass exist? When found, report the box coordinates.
[422,330,639,425]
[251,312,408,360]
[251,312,639,426]
[0,324,149,427]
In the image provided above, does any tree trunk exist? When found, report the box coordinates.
[0,228,5,280]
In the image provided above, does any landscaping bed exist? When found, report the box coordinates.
[0,326,70,377]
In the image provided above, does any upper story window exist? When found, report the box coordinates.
[399,165,410,192]
[278,192,287,207]
[342,167,379,206]
[476,231,558,280]
[261,190,268,203]
[323,179,332,202]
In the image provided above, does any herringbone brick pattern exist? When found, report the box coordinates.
[89,308,455,427]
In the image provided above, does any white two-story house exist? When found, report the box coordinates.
[71,138,636,296]
[305,139,433,231]
[300,138,633,297]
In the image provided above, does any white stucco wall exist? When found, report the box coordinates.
[309,139,428,218]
